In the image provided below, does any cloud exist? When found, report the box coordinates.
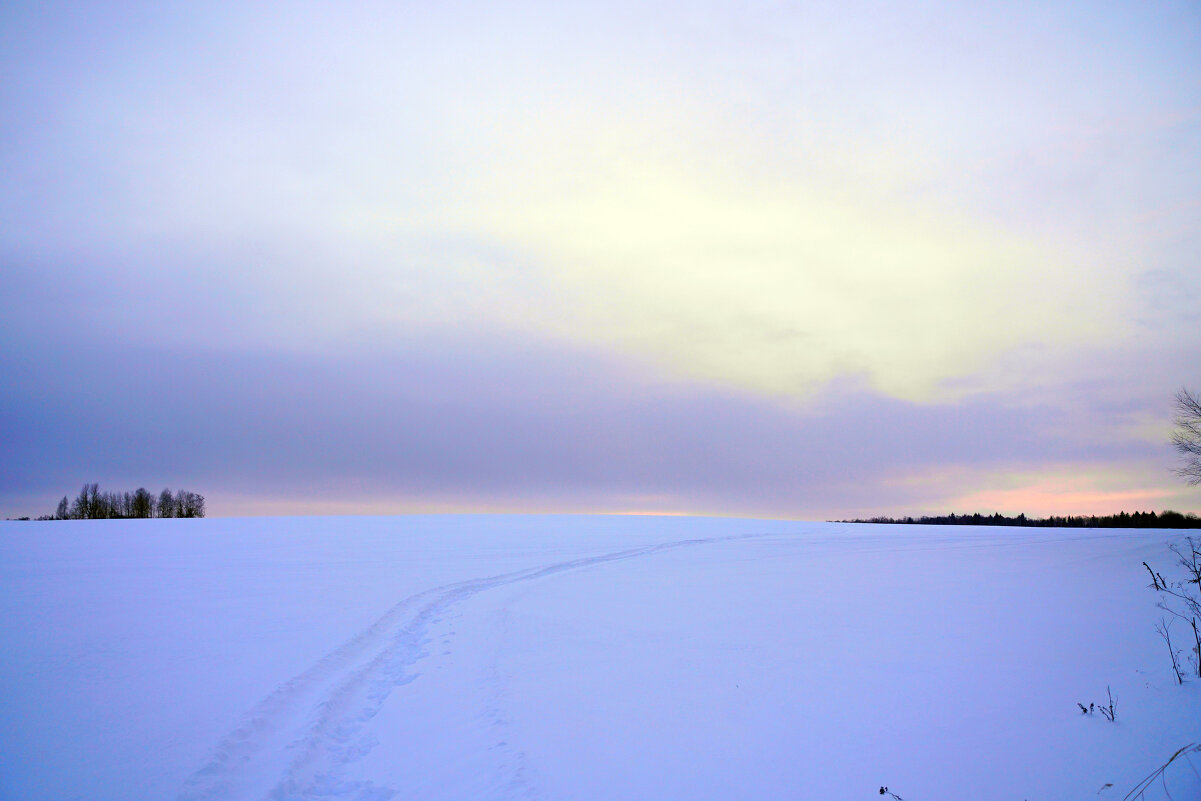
[2,1,1198,517]
[4,2,1193,403]
[461,159,1126,400]
[1,325,1184,518]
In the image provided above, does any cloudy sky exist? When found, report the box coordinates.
[2,1,1199,519]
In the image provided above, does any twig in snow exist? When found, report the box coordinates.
[1122,743,1201,801]
[1096,685,1116,722]
[1145,561,1164,590]
[1156,617,1185,685]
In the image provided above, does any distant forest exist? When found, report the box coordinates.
[35,483,206,520]
[840,510,1201,529]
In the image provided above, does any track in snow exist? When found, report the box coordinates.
[176,534,757,801]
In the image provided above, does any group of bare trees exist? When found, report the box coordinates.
[45,483,205,519]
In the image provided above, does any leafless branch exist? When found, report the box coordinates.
[1172,389,1201,485]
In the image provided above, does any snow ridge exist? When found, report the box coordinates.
[176,534,756,801]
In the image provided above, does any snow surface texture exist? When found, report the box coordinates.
[1,515,1198,801]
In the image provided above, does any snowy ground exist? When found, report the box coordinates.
[1,515,1198,801]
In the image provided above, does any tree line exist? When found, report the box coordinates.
[38,483,206,519]
[839,510,1201,529]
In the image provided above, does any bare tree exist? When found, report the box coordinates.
[72,483,97,519]
[55,496,69,520]
[1173,388,1201,485]
[176,491,206,518]
[131,488,153,519]
[87,483,101,518]
[157,488,175,518]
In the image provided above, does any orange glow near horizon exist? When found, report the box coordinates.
[183,466,1201,521]
[879,462,1201,521]
[947,484,1178,518]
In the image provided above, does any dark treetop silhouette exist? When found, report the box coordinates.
[41,483,205,519]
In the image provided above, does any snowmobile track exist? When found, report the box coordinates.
[176,534,759,801]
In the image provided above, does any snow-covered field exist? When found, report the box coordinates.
[1,515,1198,801]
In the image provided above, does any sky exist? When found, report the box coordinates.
[2,0,1199,519]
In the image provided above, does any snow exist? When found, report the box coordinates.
[0,515,1198,801]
